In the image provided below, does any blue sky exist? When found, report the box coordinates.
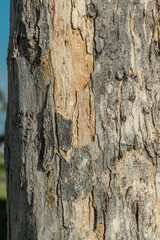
[0,0,10,135]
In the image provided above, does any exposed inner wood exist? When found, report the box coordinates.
[50,0,95,148]
[73,194,104,240]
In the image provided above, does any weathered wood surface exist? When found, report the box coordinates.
[5,0,160,239]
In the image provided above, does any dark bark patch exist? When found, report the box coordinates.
[61,182,78,201]
[56,113,72,151]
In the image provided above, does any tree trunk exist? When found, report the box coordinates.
[5,0,160,239]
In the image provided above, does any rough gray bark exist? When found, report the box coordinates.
[5,0,160,239]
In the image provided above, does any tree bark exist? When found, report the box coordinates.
[5,0,160,239]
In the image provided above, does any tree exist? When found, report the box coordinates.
[5,0,160,239]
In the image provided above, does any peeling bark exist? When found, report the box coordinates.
[5,0,160,239]
[51,0,95,149]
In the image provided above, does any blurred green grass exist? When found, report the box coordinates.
[0,155,7,239]
[0,155,6,199]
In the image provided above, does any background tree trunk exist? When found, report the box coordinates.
[5,0,160,239]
